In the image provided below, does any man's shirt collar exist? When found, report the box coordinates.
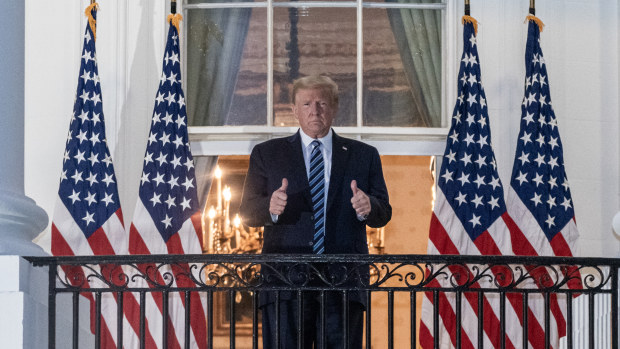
[300,128,333,152]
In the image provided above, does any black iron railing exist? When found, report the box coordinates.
[27,254,619,349]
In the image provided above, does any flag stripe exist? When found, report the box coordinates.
[52,211,128,349]
[424,279,478,349]
[128,228,200,348]
[129,223,180,348]
[166,232,208,349]
[424,211,521,348]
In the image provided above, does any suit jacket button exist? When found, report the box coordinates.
[310,215,314,220]
[309,241,314,246]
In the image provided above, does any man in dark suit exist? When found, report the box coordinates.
[240,75,391,348]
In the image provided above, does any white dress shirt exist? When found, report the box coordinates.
[299,128,332,197]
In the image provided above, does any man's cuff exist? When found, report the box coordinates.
[271,213,279,223]
[357,213,368,221]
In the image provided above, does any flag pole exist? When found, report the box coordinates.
[462,0,477,34]
[525,0,544,32]
[167,0,182,33]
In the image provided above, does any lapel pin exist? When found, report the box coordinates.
[342,146,347,151]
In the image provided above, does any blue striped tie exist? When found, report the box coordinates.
[309,140,325,254]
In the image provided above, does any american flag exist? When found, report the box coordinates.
[127,14,207,349]
[505,17,582,349]
[51,4,136,348]
[419,18,529,348]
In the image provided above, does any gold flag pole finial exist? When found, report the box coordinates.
[167,0,183,33]
[85,2,98,41]
[525,0,544,32]
[462,0,478,34]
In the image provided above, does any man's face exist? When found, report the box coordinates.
[293,88,337,139]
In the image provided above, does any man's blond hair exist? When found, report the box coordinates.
[292,75,339,106]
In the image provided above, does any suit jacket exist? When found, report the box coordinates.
[239,130,391,306]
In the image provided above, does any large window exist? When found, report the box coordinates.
[183,0,451,156]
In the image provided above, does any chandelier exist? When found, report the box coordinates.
[201,166,263,255]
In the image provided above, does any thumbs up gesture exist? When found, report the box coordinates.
[350,180,371,218]
[270,178,288,215]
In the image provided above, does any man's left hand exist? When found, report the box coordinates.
[350,180,371,218]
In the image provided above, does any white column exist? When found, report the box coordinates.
[0,1,47,256]
[0,4,51,348]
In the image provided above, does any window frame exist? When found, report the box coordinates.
[182,0,458,156]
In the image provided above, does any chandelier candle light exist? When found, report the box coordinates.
[202,165,261,254]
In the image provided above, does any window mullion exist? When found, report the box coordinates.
[356,0,363,135]
[267,0,274,127]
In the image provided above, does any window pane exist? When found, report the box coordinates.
[364,0,442,3]
[187,0,266,3]
[273,0,350,2]
[363,8,442,127]
[273,7,357,127]
[186,8,268,126]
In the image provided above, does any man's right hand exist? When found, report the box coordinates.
[269,178,288,215]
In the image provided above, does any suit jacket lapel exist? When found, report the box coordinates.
[287,131,312,205]
[327,132,350,211]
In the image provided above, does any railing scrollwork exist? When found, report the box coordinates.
[30,254,617,294]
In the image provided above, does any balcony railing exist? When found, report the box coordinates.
[27,254,619,349]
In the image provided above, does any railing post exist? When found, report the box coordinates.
[343,291,349,349]
[275,291,281,349]
[410,292,416,349]
[95,292,102,349]
[566,292,572,349]
[229,289,236,349]
[297,290,303,349]
[522,293,528,349]
[72,292,79,349]
[433,290,439,349]
[140,291,146,349]
[388,290,394,349]
[500,291,506,349]
[162,290,169,349]
[544,292,550,349]
[252,291,259,349]
[477,291,483,349]
[319,291,326,349]
[184,291,191,349]
[207,290,213,349]
[117,291,123,349]
[48,263,56,349]
[366,291,372,349]
[612,266,618,349]
[588,292,595,349]
[455,291,462,348]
